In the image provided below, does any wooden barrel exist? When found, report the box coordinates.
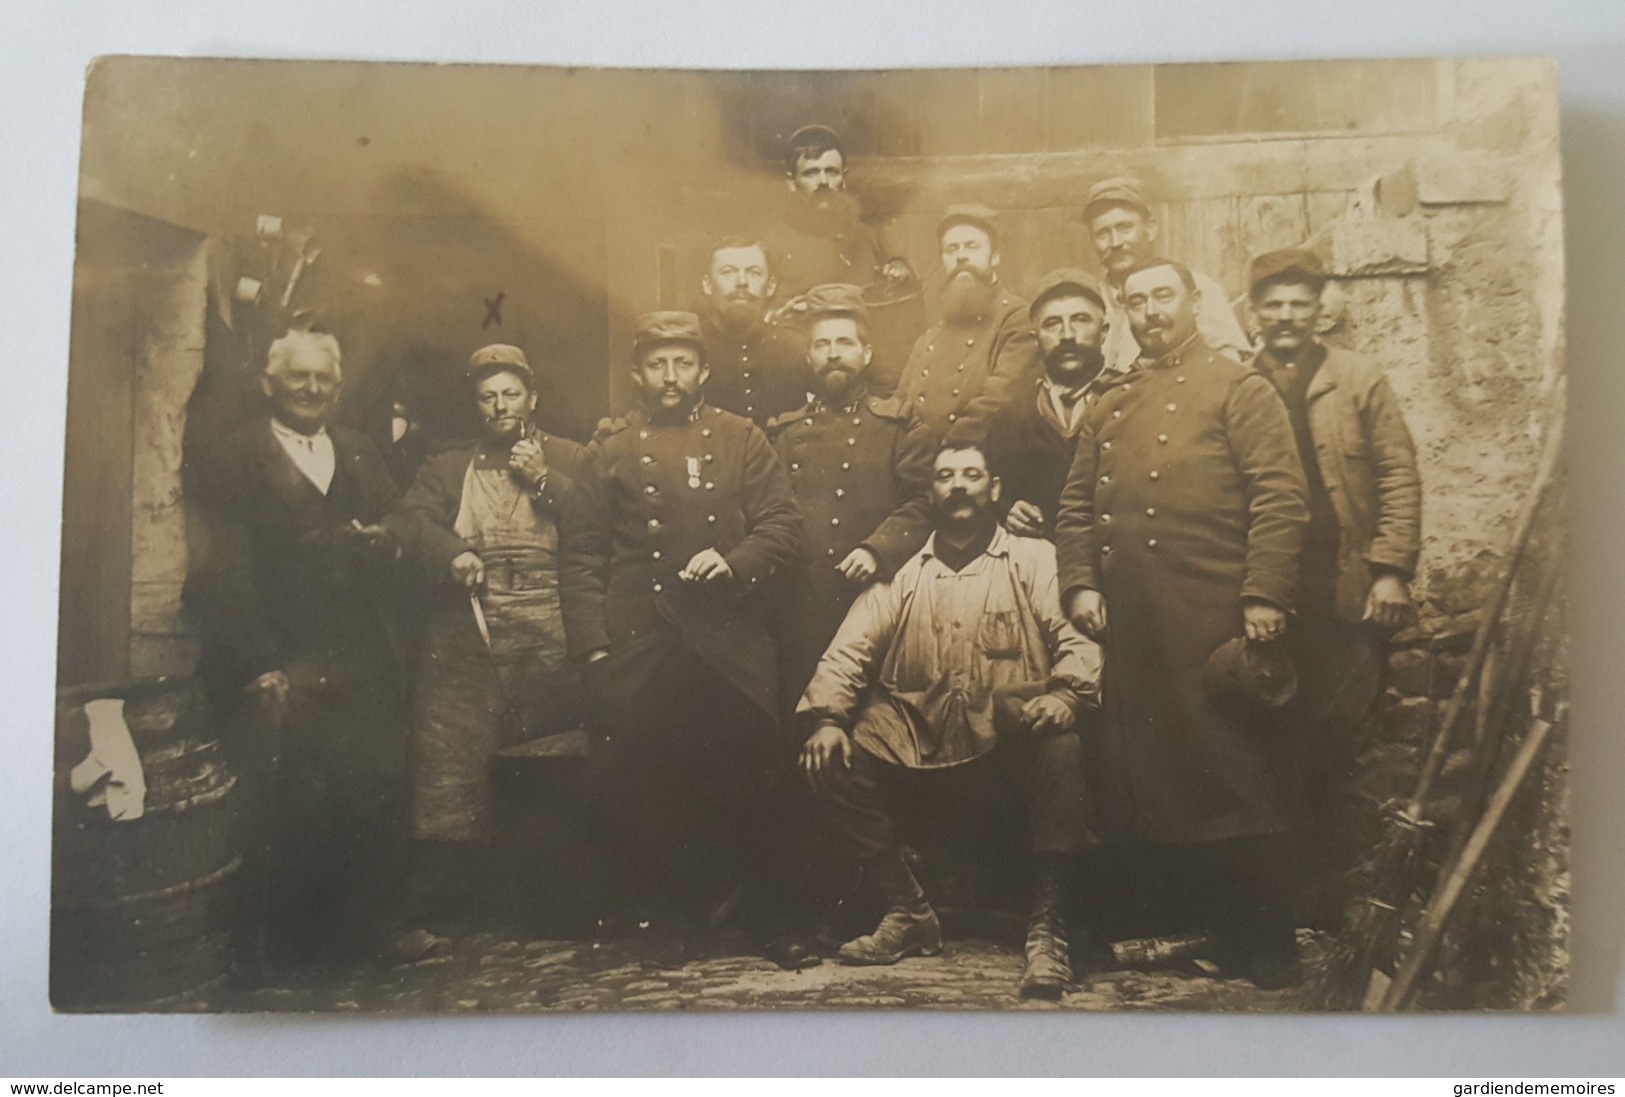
[50,677,239,1012]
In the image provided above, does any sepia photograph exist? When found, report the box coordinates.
[50,54,1569,1016]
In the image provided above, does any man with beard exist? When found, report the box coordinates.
[765,283,935,714]
[697,236,812,428]
[184,330,423,970]
[894,205,1035,440]
[1246,248,1422,921]
[384,344,591,924]
[1054,257,1312,987]
[798,441,1100,999]
[761,125,924,395]
[560,312,815,969]
[1082,178,1251,373]
[971,268,1114,540]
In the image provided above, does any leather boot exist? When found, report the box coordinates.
[1019,861,1073,1000]
[837,847,942,966]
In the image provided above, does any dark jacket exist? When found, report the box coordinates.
[766,391,935,700]
[762,192,886,302]
[975,360,1108,537]
[560,403,803,716]
[895,284,1037,440]
[183,419,403,694]
[1054,338,1311,843]
[699,312,814,429]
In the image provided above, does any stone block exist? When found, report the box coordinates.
[1417,154,1513,205]
[1387,648,1434,697]
[1379,694,1436,747]
[1327,219,1430,277]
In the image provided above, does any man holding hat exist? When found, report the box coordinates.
[1053,256,1312,986]
[560,312,813,968]
[893,204,1036,440]
[385,343,592,920]
[1081,177,1251,373]
[1247,248,1422,919]
[965,267,1116,539]
[765,283,935,715]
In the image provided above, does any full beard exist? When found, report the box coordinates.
[939,269,998,323]
[710,294,764,337]
[785,187,861,237]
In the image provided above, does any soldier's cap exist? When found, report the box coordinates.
[937,203,1000,245]
[1029,267,1109,319]
[801,283,870,324]
[1081,177,1154,222]
[631,311,707,359]
[1202,636,1298,715]
[1248,248,1328,297]
[466,343,534,385]
[787,123,841,150]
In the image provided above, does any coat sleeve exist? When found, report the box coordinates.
[795,572,906,733]
[182,443,281,688]
[385,452,475,584]
[1225,373,1311,612]
[557,441,612,659]
[944,306,1040,449]
[1361,374,1423,578]
[722,423,803,588]
[860,413,935,575]
[1025,545,1102,706]
[1053,423,1102,600]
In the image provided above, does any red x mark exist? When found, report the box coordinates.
[482,291,505,329]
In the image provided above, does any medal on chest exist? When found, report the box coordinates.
[687,456,702,490]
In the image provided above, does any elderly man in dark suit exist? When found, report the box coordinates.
[1054,258,1312,987]
[561,312,813,969]
[184,329,424,971]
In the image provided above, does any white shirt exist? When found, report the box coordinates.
[270,416,336,495]
[1039,377,1091,437]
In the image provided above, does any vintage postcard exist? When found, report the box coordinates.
[52,56,1567,1013]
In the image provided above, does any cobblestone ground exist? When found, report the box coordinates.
[228,928,1318,1013]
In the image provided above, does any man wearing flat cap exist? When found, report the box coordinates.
[761,125,924,396]
[765,283,935,717]
[894,204,1036,440]
[561,312,814,968]
[964,268,1116,539]
[1082,177,1251,373]
[384,343,592,923]
[1247,248,1422,920]
[697,234,813,428]
[1053,256,1313,987]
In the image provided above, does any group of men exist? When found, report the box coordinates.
[183,122,1422,1001]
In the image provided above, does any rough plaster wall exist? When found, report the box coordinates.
[128,244,207,679]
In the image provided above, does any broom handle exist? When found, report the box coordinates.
[1407,401,1564,812]
[1381,710,1558,1009]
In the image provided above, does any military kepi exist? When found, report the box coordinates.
[1202,637,1298,717]
[937,203,1000,244]
[802,283,870,324]
[632,311,706,358]
[1081,177,1154,222]
[1248,248,1328,297]
[467,343,533,384]
[1029,267,1108,318]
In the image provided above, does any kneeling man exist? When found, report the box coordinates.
[796,442,1101,998]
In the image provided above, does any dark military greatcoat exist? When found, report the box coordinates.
[561,402,802,719]
[699,313,813,429]
[766,391,935,707]
[1054,338,1312,844]
[895,283,1035,440]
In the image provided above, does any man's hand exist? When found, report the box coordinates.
[343,520,399,560]
[835,546,880,583]
[450,550,485,590]
[1242,598,1288,643]
[508,437,549,489]
[247,669,291,722]
[1004,500,1046,538]
[1363,573,1413,631]
[1022,692,1077,733]
[799,723,853,791]
[1066,589,1108,639]
[680,547,733,583]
